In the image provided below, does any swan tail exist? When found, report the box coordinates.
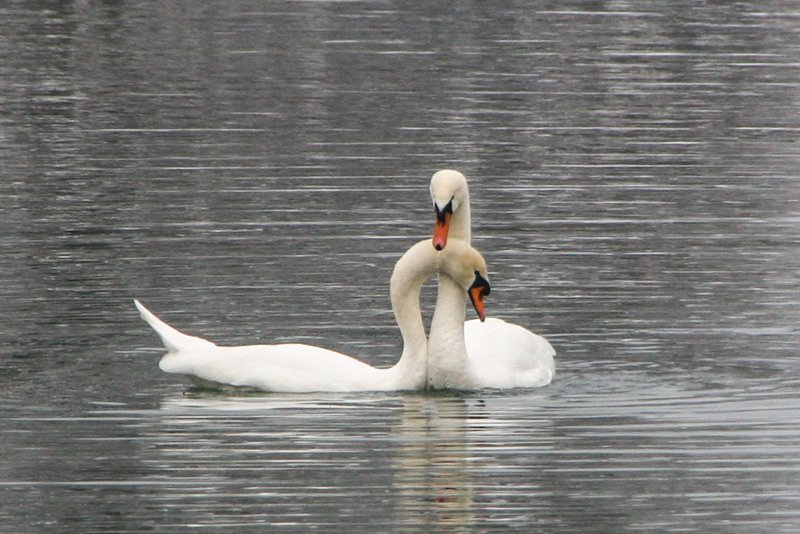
[134,299,216,353]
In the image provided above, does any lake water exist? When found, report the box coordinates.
[2,1,800,532]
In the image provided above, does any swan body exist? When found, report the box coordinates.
[426,317,555,390]
[427,169,556,389]
[136,300,411,391]
[135,239,489,393]
[463,318,555,388]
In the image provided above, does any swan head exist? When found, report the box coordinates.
[430,169,469,250]
[439,239,491,322]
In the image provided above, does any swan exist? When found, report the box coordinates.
[426,169,556,389]
[134,238,490,393]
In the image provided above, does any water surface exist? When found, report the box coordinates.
[1,1,799,532]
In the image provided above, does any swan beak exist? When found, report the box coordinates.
[468,272,491,322]
[433,200,454,250]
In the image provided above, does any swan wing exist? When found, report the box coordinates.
[464,317,556,388]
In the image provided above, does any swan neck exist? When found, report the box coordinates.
[428,272,470,387]
[452,190,471,244]
[388,241,436,386]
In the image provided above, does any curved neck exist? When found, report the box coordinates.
[427,272,470,389]
[386,241,437,388]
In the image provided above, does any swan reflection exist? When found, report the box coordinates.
[153,393,480,528]
[152,391,552,530]
[392,396,476,530]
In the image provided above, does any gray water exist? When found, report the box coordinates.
[2,1,800,532]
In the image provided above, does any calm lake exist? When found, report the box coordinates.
[2,1,799,532]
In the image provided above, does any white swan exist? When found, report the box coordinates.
[134,238,490,393]
[426,169,556,389]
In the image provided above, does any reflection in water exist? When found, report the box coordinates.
[2,378,799,532]
[393,397,474,530]
[150,394,486,530]
[147,393,564,531]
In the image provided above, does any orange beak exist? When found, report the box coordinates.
[468,272,490,322]
[469,286,487,322]
[433,210,451,251]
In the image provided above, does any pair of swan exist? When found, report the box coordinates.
[134,238,487,392]
[135,170,555,392]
